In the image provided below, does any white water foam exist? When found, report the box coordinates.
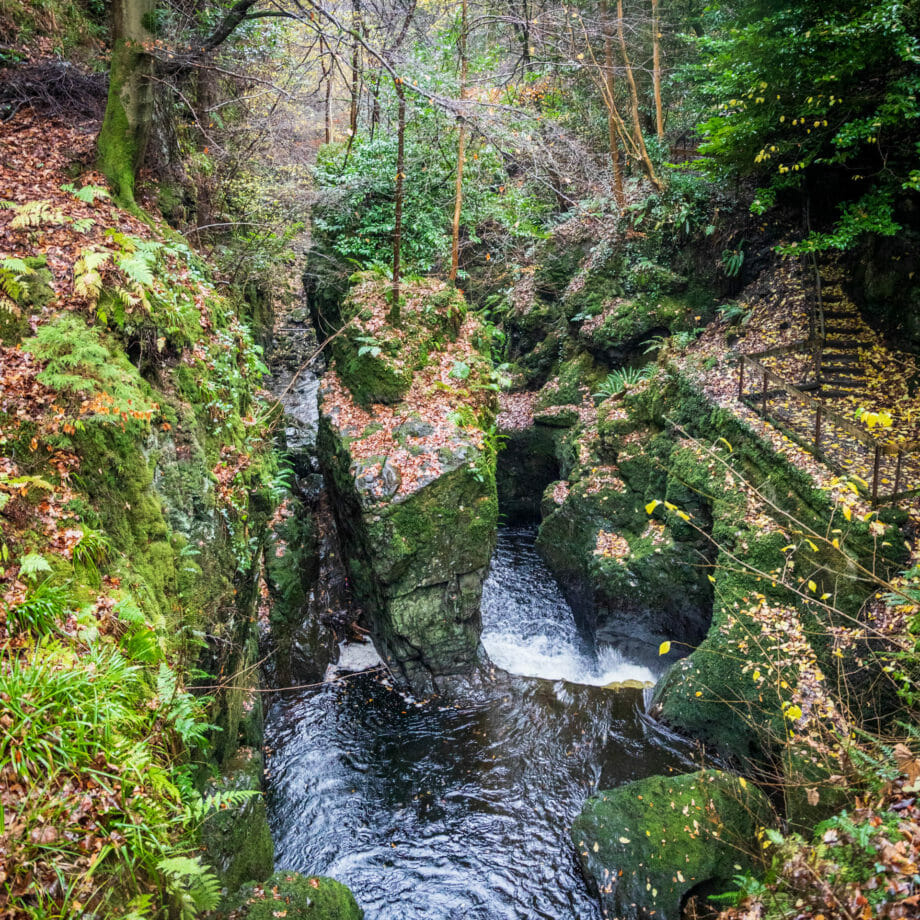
[483,630,656,686]
[481,528,658,687]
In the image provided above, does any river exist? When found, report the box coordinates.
[264,526,692,919]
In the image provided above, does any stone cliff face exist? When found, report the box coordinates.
[316,275,498,692]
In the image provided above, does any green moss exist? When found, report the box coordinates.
[331,279,477,406]
[572,770,770,920]
[582,296,690,354]
[201,748,274,896]
[98,38,152,207]
[227,872,363,920]
[534,352,606,410]
[320,411,497,688]
[533,238,591,300]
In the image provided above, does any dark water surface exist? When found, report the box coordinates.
[264,527,692,920]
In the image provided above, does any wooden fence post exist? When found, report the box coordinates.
[738,357,745,401]
[814,402,823,453]
[894,450,903,498]
[871,444,882,505]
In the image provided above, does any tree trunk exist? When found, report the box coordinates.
[651,0,664,141]
[98,0,156,205]
[449,0,468,282]
[389,80,406,325]
[616,0,663,189]
[602,0,625,211]
[348,0,362,140]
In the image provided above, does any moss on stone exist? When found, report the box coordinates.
[201,748,274,897]
[227,872,363,920]
[571,770,770,920]
[534,352,606,411]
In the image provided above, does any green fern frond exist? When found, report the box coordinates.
[9,199,66,230]
[157,856,222,919]
[61,183,110,205]
[117,252,157,289]
[1,257,29,274]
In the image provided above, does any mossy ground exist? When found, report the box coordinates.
[226,872,363,920]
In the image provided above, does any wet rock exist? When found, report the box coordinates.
[571,770,769,920]
[353,457,402,504]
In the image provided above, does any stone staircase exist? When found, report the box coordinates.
[816,268,871,399]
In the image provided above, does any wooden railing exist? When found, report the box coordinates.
[737,351,920,504]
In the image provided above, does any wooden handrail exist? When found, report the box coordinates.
[737,352,918,504]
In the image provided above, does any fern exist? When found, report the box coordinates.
[23,312,158,427]
[0,257,31,303]
[61,183,109,205]
[19,552,52,580]
[9,199,66,229]
[2,257,29,274]
[156,856,222,920]
[593,365,655,399]
[74,248,111,302]
[117,250,157,289]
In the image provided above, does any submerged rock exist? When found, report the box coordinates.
[571,770,769,920]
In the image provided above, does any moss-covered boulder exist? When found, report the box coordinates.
[571,770,769,920]
[330,276,467,406]
[226,872,363,920]
[534,386,714,660]
[318,278,498,692]
[202,748,274,896]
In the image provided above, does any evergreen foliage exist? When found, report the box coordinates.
[693,0,920,250]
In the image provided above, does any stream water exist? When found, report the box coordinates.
[264,526,692,920]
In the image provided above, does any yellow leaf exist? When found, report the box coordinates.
[805,539,818,552]
[659,641,671,656]
[676,510,691,522]
[645,500,660,515]
[842,506,852,521]
[707,574,716,584]
[664,501,677,511]
[831,538,840,549]
[739,777,747,789]
[808,580,818,593]
[785,704,803,721]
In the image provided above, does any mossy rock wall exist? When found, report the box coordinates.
[318,415,497,692]
[201,747,274,897]
[571,770,770,920]
[523,368,906,782]
[496,422,560,522]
